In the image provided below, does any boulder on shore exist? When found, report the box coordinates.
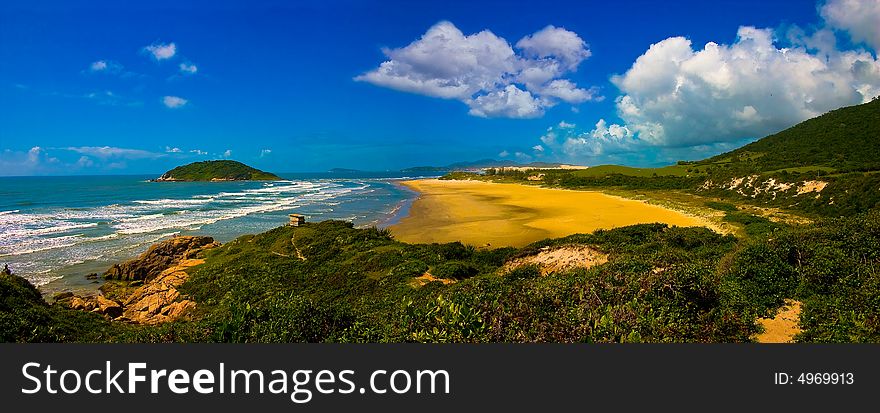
[104,235,218,281]
[58,235,219,324]
[95,295,123,318]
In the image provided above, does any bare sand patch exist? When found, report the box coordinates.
[389,179,714,248]
[413,273,456,286]
[503,245,608,276]
[755,299,802,343]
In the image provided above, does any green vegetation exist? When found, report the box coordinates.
[155,160,280,181]
[4,209,879,343]
[703,98,880,174]
[3,100,878,343]
[450,99,880,217]
[569,164,697,178]
[0,270,120,342]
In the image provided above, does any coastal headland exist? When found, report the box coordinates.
[389,178,714,248]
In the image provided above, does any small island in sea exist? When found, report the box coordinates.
[152,160,281,182]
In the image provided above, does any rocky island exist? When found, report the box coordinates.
[153,160,281,182]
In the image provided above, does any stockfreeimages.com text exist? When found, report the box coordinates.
[22,362,450,403]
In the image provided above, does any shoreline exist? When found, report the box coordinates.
[10,174,421,297]
[388,178,719,248]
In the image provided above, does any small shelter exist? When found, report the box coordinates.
[288,214,306,226]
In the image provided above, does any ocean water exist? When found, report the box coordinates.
[0,172,428,294]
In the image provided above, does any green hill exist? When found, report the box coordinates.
[700,98,880,174]
[449,99,880,216]
[154,160,280,182]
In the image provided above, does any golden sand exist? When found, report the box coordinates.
[755,299,802,343]
[389,179,714,248]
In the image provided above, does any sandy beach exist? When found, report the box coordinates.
[389,179,714,248]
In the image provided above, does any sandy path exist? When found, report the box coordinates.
[756,299,802,343]
[389,179,714,248]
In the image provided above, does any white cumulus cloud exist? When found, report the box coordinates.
[162,95,188,108]
[88,60,123,73]
[356,21,597,118]
[562,119,637,157]
[516,25,592,70]
[76,156,94,168]
[144,42,177,60]
[609,26,880,147]
[260,149,272,157]
[821,0,880,51]
[467,85,544,118]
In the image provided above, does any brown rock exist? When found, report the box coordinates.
[65,296,97,312]
[119,260,204,324]
[64,237,213,324]
[103,235,218,281]
[95,295,123,318]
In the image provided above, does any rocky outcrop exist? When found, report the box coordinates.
[119,258,202,324]
[698,176,829,200]
[95,295,123,318]
[58,236,218,324]
[104,235,218,281]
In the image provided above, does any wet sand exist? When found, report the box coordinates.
[389,179,715,248]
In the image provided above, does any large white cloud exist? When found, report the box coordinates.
[516,25,592,70]
[562,119,636,157]
[467,85,544,118]
[821,0,880,51]
[356,21,597,118]
[609,26,880,147]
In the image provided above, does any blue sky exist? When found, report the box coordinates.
[1,0,879,175]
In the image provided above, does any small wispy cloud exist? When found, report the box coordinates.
[90,60,108,71]
[76,156,94,168]
[178,62,198,74]
[162,95,188,108]
[84,90,117,103]
[87,60,123,73]
[165,146,182,153]
[259,149,272,157]
[190,149,208,155]
[514,151,532,162]
[498,150,510,158]
[144,42,177,61]
[223,149,232,157]
[63,146,164,160]
[0,147,61,176]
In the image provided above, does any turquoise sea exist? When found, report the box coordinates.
[0,172,430,295]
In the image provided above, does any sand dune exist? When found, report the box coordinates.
[390,179,714,248]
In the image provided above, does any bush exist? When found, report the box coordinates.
[705,201,738,212]
[432,261,480,280]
